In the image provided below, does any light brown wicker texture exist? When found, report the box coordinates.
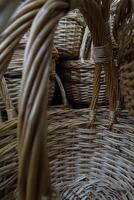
[0,119,18,200]
[3,37,57,107]
[47,109,134,200]
[17,1,134,200]
[0,73,67,200]
[0,110,134,199]
[17,1,70,200]
[0,0,58,120]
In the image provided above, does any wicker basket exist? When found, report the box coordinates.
[0,35,58,114]
[0,74,67,200]
[0,109,134,200]
[54,9,85,59]
[61,60,108,106]
[48,109,134,199]
[0,119,18,200]
[114,0,134,115]
[60,27,108,106]
[1,1,134,200]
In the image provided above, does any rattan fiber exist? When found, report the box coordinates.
[54,10,85,59]
[0,109,134,199]
[1,0,133,199]
[0,36,57,112]
[61,60,108,106]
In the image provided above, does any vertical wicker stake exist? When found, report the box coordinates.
[80,0,118,128]
[0,77,16,119]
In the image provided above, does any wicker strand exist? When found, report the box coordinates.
[0,77,16,120]
[80,0,118,126]
[18,1,70,200]
[0,0,47,81]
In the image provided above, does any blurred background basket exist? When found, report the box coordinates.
[0,34,58,118]
[54,9,86,60]
[114,0,134,115]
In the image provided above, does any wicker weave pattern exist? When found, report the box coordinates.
[54,10,85,59]
[120,62,134,115]
[61,60,108,106]
[0,37,57,112]
[47,110,134,199]
[1,109,134,200]
[0,119,17,200]
[118,15,134,65]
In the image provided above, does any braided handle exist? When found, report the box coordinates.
[17,0,72,199]
[0,0,47,81]
[0,0,48,121]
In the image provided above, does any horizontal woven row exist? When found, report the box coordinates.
[0,36,57,111]
[61,60,108,106]
[54,10,86,59]
[0,109,134,199]
[120,61,134,115]
[48,109,134,199]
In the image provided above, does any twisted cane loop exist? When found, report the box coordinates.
[17,0,79,199]
[0,0,48,81]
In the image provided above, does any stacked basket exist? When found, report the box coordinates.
[60,27,108,106]
[0,33,58,120]
[0,1,134,200]
[54,9,86,60]
[61,60,108,106]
